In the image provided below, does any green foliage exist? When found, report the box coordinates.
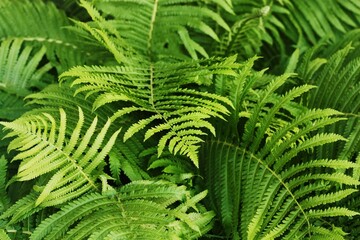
[0,0,92,73]
[91,0,233,60]
[0,0,359,239]
[200,62,359,239]
[1,107,120,208]
[30,180,214,240]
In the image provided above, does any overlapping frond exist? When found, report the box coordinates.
[214,6,269,60]
[0,0,90,72]
[0,0,359,239]
[0,38,51,123]
[26,84,151,182]
[29,180,214,240]
[90,0,232,60]
[273,0,360,46]
[0,108,120,208]
[200,69,359,238]
[0,39,52,97]
[201,109,357,239]
[296,43,360,161]
[61,56,239,166]
[143,147,197,184]
[227,0,360,68]
[0,92,31,121]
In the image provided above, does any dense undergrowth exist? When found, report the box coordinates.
[0,0,360,239]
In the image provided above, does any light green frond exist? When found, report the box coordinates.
[307,207,359,218]
[26,83,151,181]
[123,115,162,142]
[0,108,121,207]
[0,229,11,240]
[61,54,238,166]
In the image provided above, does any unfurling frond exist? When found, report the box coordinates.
[0,108,120,208]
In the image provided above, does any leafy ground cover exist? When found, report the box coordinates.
[0,0,360,239]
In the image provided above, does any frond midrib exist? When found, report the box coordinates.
[208,138,311,237]
[4,120,99,191]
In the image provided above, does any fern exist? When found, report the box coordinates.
[0,38,51,122]
[0,156,9,213]
[28,180,213,240]
[0,0,92,72]
[294,42,360,162]
[59,3,240,166]
[91,0,232,60]
[1,0,360,239]
[200,67,359,239]
[214,5,270,60]
[0,92,31,121]
[25,84,151,181]
[0,107,120,208]
[0,229,11,240]
[0,39,52,96]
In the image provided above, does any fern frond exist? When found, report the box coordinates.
[61,56,238,166]
[201,139,359,239]
[144,147,197,184]
[297,43,360,162]
[0,92,31,121]
[0,156,9,213]
[0,107,120,207]
[29,180,214,240]
[200,70,358,238]
[214,6,269,59]
[0,191,41,225]
[26,83,151,182]
[89,0,231,60]
[0,0,90,72]
[0,39,52,97]
[0,229,11,240]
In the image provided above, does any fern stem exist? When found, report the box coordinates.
[147,0,159,60]
[6,229,32,235]
[52,144,99,192]
[149,63,155,107]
